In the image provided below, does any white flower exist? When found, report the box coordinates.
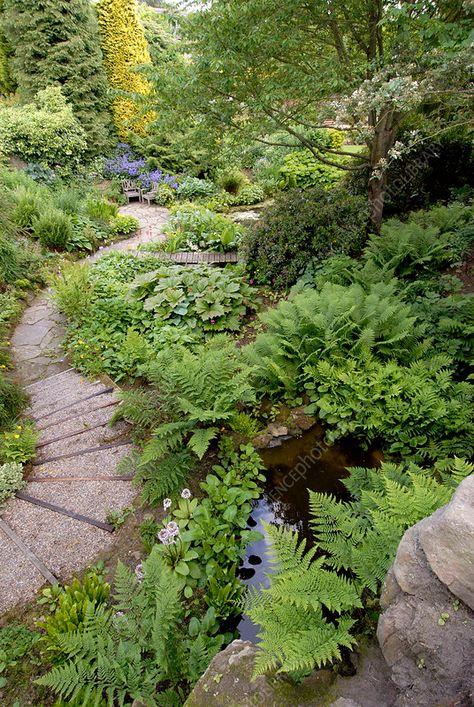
[158,528,170,544]
[166,521,180,537]
[181,488,191,499]
[163,498,172,510]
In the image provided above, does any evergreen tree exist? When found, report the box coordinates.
[1,0,112,155]
[96,0,153,139]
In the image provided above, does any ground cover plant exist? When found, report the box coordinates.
[54,252,257,380]
[162,204,243,252]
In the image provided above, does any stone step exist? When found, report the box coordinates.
[25,367,75,394]
[31,442,134,478]
[28,382,114,419]
[35,420,130,463]
[25,479,136,524]
[28,375,105,409]
[37,405,121,446]
[1,498,119,583]
[36,392,119,431]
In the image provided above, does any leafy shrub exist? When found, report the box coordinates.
[0,623,39,688]
[38,567,110,662]
[84,195,118,223]
[0,462,24,505]
[103,143,178,191]
[304,356,473,462]
[278,150,344,190]
[154,183,176,206]
[0,421,37,464]
[177,176,216,200]
[109,214,140,236]
[32,208,73,250]
[218,168,247,195]
[0,376,27,432]
[129,263,255,332]
[0,87,87,174]
[247,457,473,677]
[36,552,227,705]
[243,186,369,289]
[327,128,345,149]
[11,186,43,229]
[163,204,243,252]
[132,339,256,462]
[231,183,265,206]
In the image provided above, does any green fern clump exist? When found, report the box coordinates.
[245,281,423,398]
[36,551,226,705]
[246,523,360,677]
[248,458,473,676]
[138,338,256,463]
[304,355,473,461]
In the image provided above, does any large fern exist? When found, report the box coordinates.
[245,280,423,398]
[246,523,360,677]
[134,338,255,464]
[247,459,472,676]
[36,550,223,705]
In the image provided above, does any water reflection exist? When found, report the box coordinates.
[237,428,369,641]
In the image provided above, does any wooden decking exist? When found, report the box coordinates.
[139,250,240,264]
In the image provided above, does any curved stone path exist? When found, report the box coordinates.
[0,204,168,615]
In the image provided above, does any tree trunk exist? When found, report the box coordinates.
[368,107,401,230]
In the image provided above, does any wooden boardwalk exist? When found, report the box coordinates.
[139,250,240,264]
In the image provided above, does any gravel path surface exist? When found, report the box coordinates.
[0,204,169,615]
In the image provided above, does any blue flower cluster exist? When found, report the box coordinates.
[104,144,179,191]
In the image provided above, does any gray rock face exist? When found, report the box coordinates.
[419,475,474,611]
[377,475,474,707]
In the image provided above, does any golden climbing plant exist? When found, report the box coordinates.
[96,0,153,138]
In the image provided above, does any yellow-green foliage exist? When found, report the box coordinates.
[96,0,153,138]
[327,128,345,150]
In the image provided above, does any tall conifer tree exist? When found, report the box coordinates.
[96,0,153,139]
[2,0,112,154]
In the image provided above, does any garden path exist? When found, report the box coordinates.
[0,204,169,615]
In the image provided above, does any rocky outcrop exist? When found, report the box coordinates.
[377,474,474,707]
[184,639,335,707]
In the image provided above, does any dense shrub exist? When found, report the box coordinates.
[231,183,265,206]
[32,208,73,250]
[347,128,474,217]
[0,376,27,432]
[96,0,153,138]
[278,150,344,190]
[163,204,242,252]
[0,462,24,506]
[177,176,216,200]
[0,87,87,174]
[243,186,369,288]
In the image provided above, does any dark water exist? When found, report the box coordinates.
[237,426,372,642]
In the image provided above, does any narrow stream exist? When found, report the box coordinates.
[237,426,373,642]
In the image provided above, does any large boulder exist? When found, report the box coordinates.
[377,475,474,707]
[184,639,334,707]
